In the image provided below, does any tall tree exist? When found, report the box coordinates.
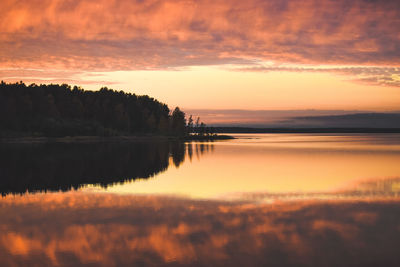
[187,115,194,133]
[170,107,186,137]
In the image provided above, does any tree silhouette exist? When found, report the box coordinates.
[187,115,194,133]
[170,107,186,137]
[0,81,189,137]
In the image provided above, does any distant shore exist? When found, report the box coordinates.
[212,127,400,134]
[0,134,234,144]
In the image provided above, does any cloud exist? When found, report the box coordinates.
[237,65,400,87]
[1,0,400,72]
[0,68,119,85]
[281,112,400,128]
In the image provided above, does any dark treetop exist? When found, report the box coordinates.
[0,81,187,137]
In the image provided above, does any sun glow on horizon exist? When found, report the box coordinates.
[67,66,400,112]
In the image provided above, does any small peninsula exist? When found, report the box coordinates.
[0,81,232,142]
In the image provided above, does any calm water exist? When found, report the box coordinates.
[1,134,400,266]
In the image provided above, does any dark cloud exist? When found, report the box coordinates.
[282,113,400,128]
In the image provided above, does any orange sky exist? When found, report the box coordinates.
[1,0,399,114]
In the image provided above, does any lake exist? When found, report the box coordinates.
[1,134,400,266]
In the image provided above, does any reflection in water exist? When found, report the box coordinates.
[2,134,400,266]
[227,177,400,202]
[106,134,400,198]
[230,133,400,148]
[3,134,400,198]
[1,193,400,267]
[350,177,400,194]
[0,142,214,196]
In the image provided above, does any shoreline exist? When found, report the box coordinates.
[212,127,400,134]
[0,134,235,144]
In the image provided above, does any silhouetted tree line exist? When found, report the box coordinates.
[0,81,187,137]
[0,141,214,196]
[186,115,217,137]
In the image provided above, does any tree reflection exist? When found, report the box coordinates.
[0,142,214,195]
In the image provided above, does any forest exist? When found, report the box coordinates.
[0,81,189,137]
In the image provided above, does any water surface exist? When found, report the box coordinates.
[1,134,400,266]
[98,133,400,200]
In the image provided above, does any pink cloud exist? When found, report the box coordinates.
[0,68,118,86]
[0,0,399,72]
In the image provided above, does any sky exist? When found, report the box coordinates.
[1,0,400,125]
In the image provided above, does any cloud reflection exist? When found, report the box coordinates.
[1,192,400,266]
[227,177,400,202]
